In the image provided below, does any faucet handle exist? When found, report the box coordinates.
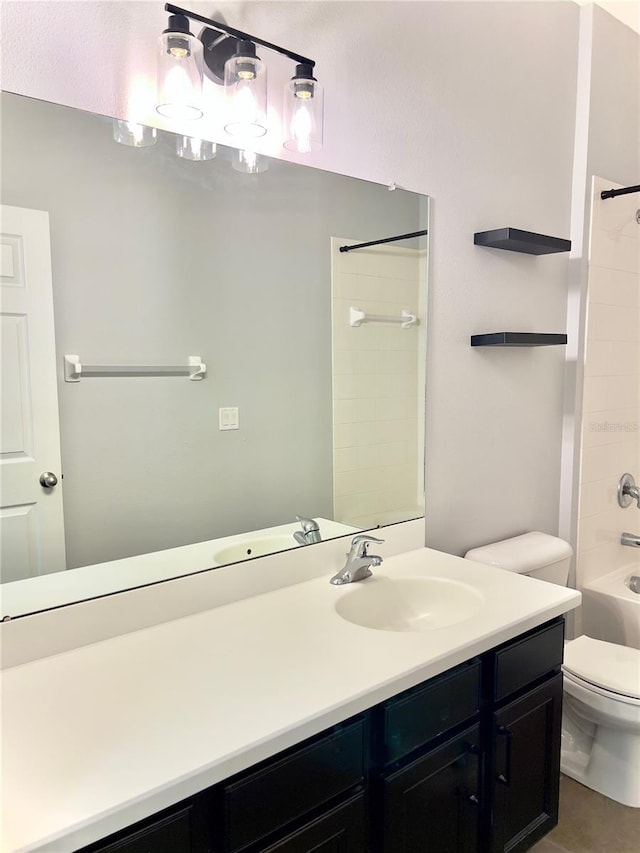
[349,534,385,557]
[618,474,640,509]
[297,515,320,532]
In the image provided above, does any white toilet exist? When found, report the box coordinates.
[465,531,640,808]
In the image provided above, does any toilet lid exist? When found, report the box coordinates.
[563,636,640,700]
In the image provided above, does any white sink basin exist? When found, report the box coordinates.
[214,536,298,565]
[335,576,485,632]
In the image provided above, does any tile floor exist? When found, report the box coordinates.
[530,775,640,853]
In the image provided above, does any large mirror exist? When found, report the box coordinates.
[0,91,429,617]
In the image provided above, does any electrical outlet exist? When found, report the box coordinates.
[219,407,239,430]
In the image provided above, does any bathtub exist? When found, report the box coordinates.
[582,563,640,650]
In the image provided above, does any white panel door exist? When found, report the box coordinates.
[0,204,66,583]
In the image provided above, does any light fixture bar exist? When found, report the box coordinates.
[164,3,315,68]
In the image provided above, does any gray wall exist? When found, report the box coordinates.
[1,93,422,568]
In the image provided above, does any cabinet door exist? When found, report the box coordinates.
[490,673,562,853]
[381,724,481,853]
[260,794,366,853]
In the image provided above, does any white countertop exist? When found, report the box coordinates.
[1,547,580,853]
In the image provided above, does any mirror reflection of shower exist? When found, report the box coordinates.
[330,222,429,530]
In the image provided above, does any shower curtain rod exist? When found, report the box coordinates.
[600,184,640,200]
[339,229,428,253]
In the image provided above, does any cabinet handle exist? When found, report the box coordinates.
[464,739,483,807]
[496,725,512,787]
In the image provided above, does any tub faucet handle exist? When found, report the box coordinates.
[626,575,640,594]
[618,474,640,509]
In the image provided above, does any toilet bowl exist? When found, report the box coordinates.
[562,636,640,807]
[465,532,640,808]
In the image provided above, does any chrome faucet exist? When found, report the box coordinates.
[621,532,640,548]
[330,534,384,585]
[618,474,640,509]
[294,516,321,546]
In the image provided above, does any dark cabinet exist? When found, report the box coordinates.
[76,619,565,853]
[380,661,481,765]
[489,674,563,853]
[221,720,366,853]
[76,800,212,853]
[380,724,481,853]
[260,793,366,853]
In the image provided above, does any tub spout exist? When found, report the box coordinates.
[620,532,640,548]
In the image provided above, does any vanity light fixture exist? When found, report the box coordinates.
[161,3,322,151]
[223,40,267,138]
[283,63,323,152]
[157,13,204,120]
[112,119,158,147]
[176,135,217,160]
[231,148,269,174]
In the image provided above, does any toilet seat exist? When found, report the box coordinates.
[563,636,640,702]
[564,670,640,708]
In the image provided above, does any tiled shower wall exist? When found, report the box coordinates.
[577,177,640,590]
[331,238,425,529]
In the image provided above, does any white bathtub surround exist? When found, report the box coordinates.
[576,177,640,594]
[331,236,426,529]
[581,562,640,649]
[1,546,580,853]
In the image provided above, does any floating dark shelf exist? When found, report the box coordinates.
[473,228,571,255]
[471,332,568,347]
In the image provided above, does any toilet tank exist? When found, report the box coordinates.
[465,532,572,586]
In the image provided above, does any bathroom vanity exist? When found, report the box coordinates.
[75,620,563,853]
[1,548,579,853]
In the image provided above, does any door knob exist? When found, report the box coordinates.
[39,472,58,488]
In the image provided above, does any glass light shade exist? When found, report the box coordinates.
[223,48,267,138]
[283,74,323,153]
[231,148,269,174]
[157,31,204,121]
[176,136,217,161]
[112,119,158,148]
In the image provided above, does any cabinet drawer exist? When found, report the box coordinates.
[382,660,481,764]
[492,619,564,703]
[76,806,192,853]
[260,792,366,853]
[223,720,365,853]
